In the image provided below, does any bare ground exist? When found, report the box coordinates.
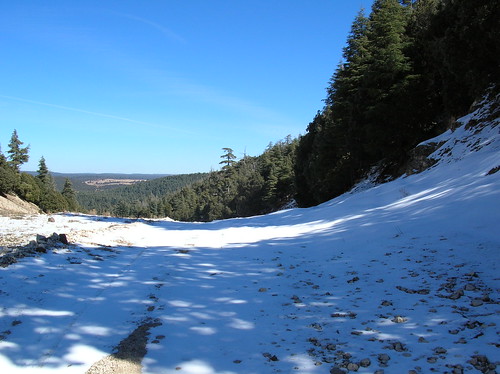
[85,318,162,374]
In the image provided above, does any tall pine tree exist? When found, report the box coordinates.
[7,130,29,172]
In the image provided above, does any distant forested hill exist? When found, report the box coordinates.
[48,172,171,192]
[76,173,208,216]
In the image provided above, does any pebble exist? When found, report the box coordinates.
[359,358,371,367]
[392,315,407,323]
[434,347,447,354]
[470,299,483,307]
[378,353,390,364]
[347,363,359,371]
[330,367,345,374]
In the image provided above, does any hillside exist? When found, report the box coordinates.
[0,95,498,373]
[75,173,208,215]
[48,173,171,192]
[0,194,40,216]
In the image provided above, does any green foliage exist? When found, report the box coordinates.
[295,0,498,207]
[219,148,237,170]
[0,149,18,195]
[1,131,70,212]
[62,178,79,211]
[16,173,41,203]
[76,173,208,217]
[7,130,29,172]
[37,156,54,188]
[163,137,298,222]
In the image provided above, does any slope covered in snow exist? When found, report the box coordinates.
[0,97,499,373]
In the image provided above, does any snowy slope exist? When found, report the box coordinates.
[0,98,499,373]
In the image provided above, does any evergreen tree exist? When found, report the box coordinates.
[0,147,18,195]
[219,148,237,170]
[359,0,414,160]
[62,178,79,211]
[7,130,29,172]
[37,156,54,188]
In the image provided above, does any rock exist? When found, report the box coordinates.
[331,312,357,319]
[49,232,60,242]
[0,255,17,267]
[378,353,390,364]
[330,368,345,374]
[464,284,476,291]
[392,316,407,323]
[427,357,438,363]
[347,276,359,283]
[59,233,69,245]
[392,342,406,352]
[263,352,279,362]
[449,289,464,299]
[258,288,267,292]
[404,141,443,175]
[342,352,352,360]
[469,355,496,373]
[347,363,359,371]
[381,300,393,306]
[434,347,447,355]
[471,299,484,307]
[35,246,47,253]
[418,337,428,343]
[36,234,48,243]
[48,216,55,222]
[359,358,371,367]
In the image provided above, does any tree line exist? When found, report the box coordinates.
[159,138,298,221]
[0,130,79,212]
[1,0,497,220]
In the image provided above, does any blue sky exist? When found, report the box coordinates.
[1,0,372,174]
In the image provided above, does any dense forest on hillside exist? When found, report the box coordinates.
[161,138,298,221]
[50,173,170,192]
[77,173,208,216]
[1,0,498,220]
[295,0,499,206]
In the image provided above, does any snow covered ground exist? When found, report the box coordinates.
[0,99,499,373]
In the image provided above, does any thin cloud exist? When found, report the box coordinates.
[0,95,194,135]
[113,13,186,44]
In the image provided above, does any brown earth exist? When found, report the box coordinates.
[0,194,40,216]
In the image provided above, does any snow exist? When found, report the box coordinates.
[0,102,499,373]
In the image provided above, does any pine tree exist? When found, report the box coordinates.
[219,148,237,170]
[0,146,18,194]
[7,130,29,172]
[37,156,53,188]
[62,178,79,211]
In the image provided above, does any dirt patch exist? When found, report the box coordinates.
[0,194,40,216]
[86,318,162,374]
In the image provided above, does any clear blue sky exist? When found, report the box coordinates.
[1,0,372,174]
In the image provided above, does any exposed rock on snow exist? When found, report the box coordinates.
[0,232,70,267]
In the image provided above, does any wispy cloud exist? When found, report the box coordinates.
[113,13,186,44]
[0,95,194,135]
